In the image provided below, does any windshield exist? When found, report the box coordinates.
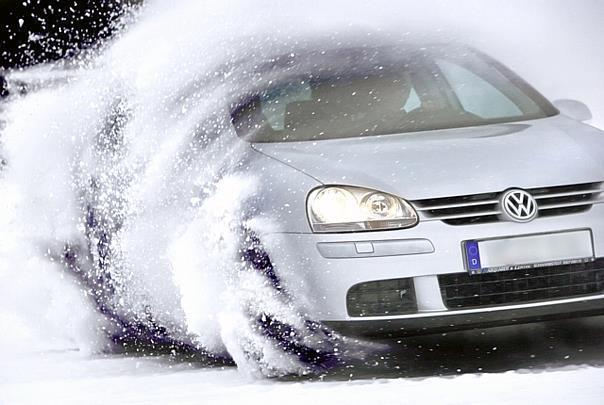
[231,46,558,143]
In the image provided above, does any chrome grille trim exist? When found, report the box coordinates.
[415,199,500,211]
[421,210,502,222]
[413,182,604,226]
[533,188,604,200]
[539,200,604,211]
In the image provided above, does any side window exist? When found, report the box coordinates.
[403,87,421,113]
[260,81,312,130]
[436,60,522,119]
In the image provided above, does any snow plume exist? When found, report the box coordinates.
[1,0,603,376]
[0,83,111,355]
[0,0,367,376]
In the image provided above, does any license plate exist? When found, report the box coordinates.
[463,230,595,275]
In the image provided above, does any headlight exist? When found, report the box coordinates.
[307,186,419,233]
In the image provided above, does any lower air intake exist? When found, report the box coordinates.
[346,278,417,317]
[438,259,604,309]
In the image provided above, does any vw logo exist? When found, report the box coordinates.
[500,189,538,222]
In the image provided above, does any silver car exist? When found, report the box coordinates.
[232,44,604,338]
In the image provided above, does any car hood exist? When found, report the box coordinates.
[251,116,604,200]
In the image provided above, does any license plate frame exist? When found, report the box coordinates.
[462,229,595,275]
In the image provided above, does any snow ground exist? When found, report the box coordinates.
[2,353,603,405]
[2,354,604,405]
[3,317,604,404]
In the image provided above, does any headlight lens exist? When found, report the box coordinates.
[307,186,418,233]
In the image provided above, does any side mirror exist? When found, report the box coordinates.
[553,99,593,122]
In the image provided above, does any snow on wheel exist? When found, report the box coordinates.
[219,228,345,377]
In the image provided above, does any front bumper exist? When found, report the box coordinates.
[325,294,604,337]
[264,204,604,334]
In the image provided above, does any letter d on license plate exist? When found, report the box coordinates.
[464,240,482,272]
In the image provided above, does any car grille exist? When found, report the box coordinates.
[347,278,417,317]
[413,182,604,226]
[438,259,604,310]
